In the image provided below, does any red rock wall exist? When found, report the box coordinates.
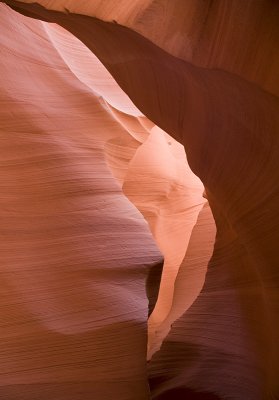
[1,1,279,399]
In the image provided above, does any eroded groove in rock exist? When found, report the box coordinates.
[148,202,216,358]
[149,188,279,399]
[122,126,205,355]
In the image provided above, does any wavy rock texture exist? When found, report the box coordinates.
[122,126,205,357]
[1,1,279,399]
[0,6,165,399]
[6,0,279,95]
[149,202,216,359]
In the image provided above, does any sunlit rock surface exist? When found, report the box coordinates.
[1,1,279,399]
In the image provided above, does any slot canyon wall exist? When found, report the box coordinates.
[0,1,279,399]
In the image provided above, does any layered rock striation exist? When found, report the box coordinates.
[1,1,279,399]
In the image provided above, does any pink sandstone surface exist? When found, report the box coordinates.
[0,1,279,399]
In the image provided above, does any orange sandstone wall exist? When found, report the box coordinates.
[1,1,279,399]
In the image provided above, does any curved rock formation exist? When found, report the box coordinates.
[1,1,279,399]
[0,6,164,399]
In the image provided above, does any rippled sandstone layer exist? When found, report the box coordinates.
[1,1,279,399]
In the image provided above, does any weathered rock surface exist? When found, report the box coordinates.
[1,1,279,399]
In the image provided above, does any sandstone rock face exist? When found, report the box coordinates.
[0,6,163,399]
[1,1,279,399]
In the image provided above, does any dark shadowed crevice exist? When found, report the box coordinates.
[151,387,221,400]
